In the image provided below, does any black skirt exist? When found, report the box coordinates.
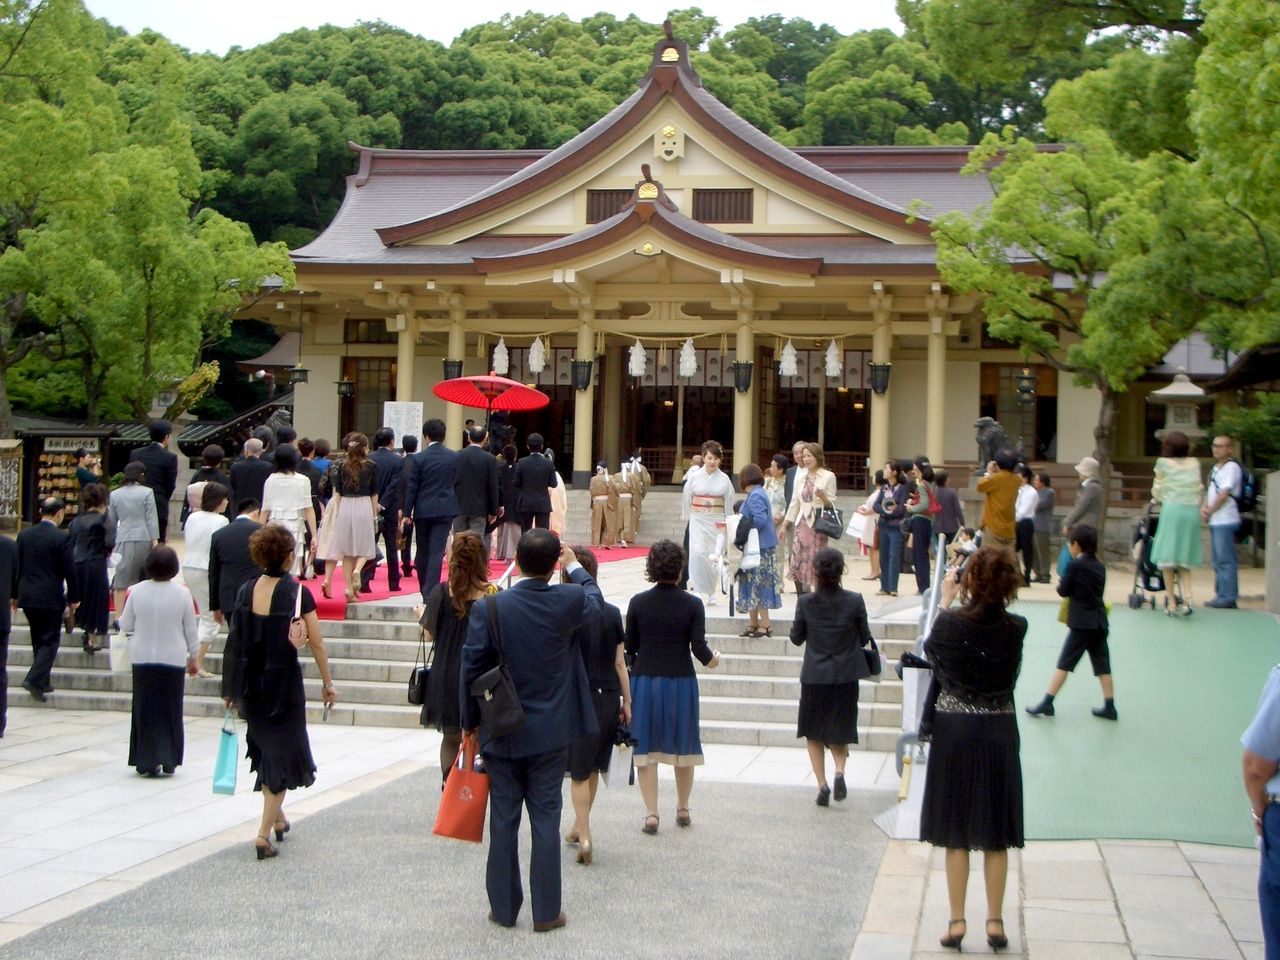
[796,681,859,745]
[920,711,1024,851]
[567,684,622,781]
[75,560,111,635]
[129,664,186,773]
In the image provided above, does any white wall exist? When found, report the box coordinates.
[890,359,927,461]
[1056,377,1102,462]
[943,359,981,462]
[292,356,341,443]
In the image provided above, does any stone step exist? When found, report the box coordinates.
[696,673,903,705]
[699,695,900,727]
[698,718,899,752]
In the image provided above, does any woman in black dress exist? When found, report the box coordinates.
[920,547,1026,952]
[418,531,494,782]
[223,524,338,860]
[68,483,114,654]
[626,540,720,835]
[790,548,873,806]
[564,546,630,865]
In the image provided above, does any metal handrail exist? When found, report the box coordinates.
[496,561,518,590]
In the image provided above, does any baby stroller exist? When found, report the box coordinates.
[1127,504,1166,610]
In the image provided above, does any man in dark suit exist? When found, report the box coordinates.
[398,435,418,577]
[453,424,500,543]
[131,419,179,543]
[17,498,78,701]
[460,529,602,932]
[513,433,559,532]
[369,427,404,591]
[401,418,459,597]
[230,438,275,510]
[208,499,263,624]
[0,533,17,735]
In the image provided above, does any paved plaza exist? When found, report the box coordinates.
[0,551,1274,958]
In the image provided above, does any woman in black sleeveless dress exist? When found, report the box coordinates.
[68,483,113,654]
[223,524,338,860]
[920,547,1026,952]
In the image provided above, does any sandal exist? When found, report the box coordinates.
[739,627,760,638]
[273,818,291,841]
[254,835,278,861]
[758,626,773,638]
[676,808,691,827]
[641,814,659,835]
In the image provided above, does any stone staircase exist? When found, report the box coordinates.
[5,605,917,752]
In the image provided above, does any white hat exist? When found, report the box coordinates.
[1074,456,1100,480]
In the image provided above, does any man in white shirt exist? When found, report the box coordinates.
[1014,466,1039,587]
[1202,435,1242,608]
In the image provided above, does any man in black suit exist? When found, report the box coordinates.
[401,418,459,597]
[208,499,263,624]
[230,438,275,511]
[453,424,500,544]
[131,419,179,543]
[369,427,404,591]
[513,433,559,533]
[17,498,78,701]
[460,529,602,932]
[398,435,418,577]
[0,533,17,735]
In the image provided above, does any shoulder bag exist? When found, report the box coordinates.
[861,636,883,679]
[408,625,434,705]
[287,579,307,648]
[813,503,845,540]
[469,597,526,738]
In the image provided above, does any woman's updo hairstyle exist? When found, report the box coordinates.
[813,547,845,592]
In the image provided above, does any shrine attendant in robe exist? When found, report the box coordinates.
[682,440,736,605]
[589,462,618,547]
[617,468,637,545]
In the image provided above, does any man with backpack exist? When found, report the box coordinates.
[1202,434,1244,609]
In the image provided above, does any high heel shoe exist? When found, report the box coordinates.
[939,919,965,950]
[254,835,278,860]
[274,818,291,841]
[641,814,659,835]
[575,838,592,865]
[986,918,1008,950]
[676,807,692,827]
[321,582,332,599]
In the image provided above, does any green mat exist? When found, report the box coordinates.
[1012,600,1280,847]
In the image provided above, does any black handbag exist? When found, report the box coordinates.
[813,504,845,540]
[469,597,526,738]
[861,636,882,678]
[408,627,432,706]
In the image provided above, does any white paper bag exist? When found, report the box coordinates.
[603,743,632,788]
[109,629,131,673]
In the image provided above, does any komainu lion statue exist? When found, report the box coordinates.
[974,417,1022,471]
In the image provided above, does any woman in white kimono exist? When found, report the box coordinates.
[682,440,736,604]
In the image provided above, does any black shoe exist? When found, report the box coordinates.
[22,681,47,703]
[1092,704,1119,721]
[833,773,847,801]
[986,918,1008,950]
[816,784,830,807]
[1035,576,1052,584]
[1025,699,1054,718]
[402,565,414,577]
[388,581,400,592]
[1204,598,1238,609]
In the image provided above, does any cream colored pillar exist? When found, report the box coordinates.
[869,289,893,470]
[571,316,595,487]
[732,316,756,471]
[602,343,622,469]
[395,313,417,402]
[445,317,465,447]
[925,308,947,465]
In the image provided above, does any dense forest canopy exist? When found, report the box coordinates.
[1,0,1274,456]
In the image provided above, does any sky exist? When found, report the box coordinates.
[82,0,904,54]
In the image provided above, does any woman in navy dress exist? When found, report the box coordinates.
[625,540,720,835]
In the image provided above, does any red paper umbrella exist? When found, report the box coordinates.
[432,373,550,417]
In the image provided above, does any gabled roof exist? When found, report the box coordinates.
[374,28,931,246]
[472,169,822,276]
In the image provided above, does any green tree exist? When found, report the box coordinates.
[722,16,841,131]
[929,131,1198,517]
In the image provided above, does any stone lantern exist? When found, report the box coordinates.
[1147,368,1208,441]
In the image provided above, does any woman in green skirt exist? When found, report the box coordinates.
[1149,430,1203,616]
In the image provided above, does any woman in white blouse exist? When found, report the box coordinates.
[782,443,838,594]
[681,440,736,604]
[120,546,199,777]
[261,445,317,577]
[182,482,229,677]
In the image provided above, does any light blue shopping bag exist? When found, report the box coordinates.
[212,709,239,796]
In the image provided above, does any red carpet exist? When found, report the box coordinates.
[310,545,650,620]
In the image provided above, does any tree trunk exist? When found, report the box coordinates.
[1091,383,1119,548]
[0,359,13,440]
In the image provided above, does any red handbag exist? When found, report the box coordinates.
[433,732,489,843]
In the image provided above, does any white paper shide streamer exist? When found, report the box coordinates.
[628,339,647,377]
[528,336,546,374]
[678,338,698,377]
[778,338,799,377]
[492,337,509,375]
[825,339,841,377]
